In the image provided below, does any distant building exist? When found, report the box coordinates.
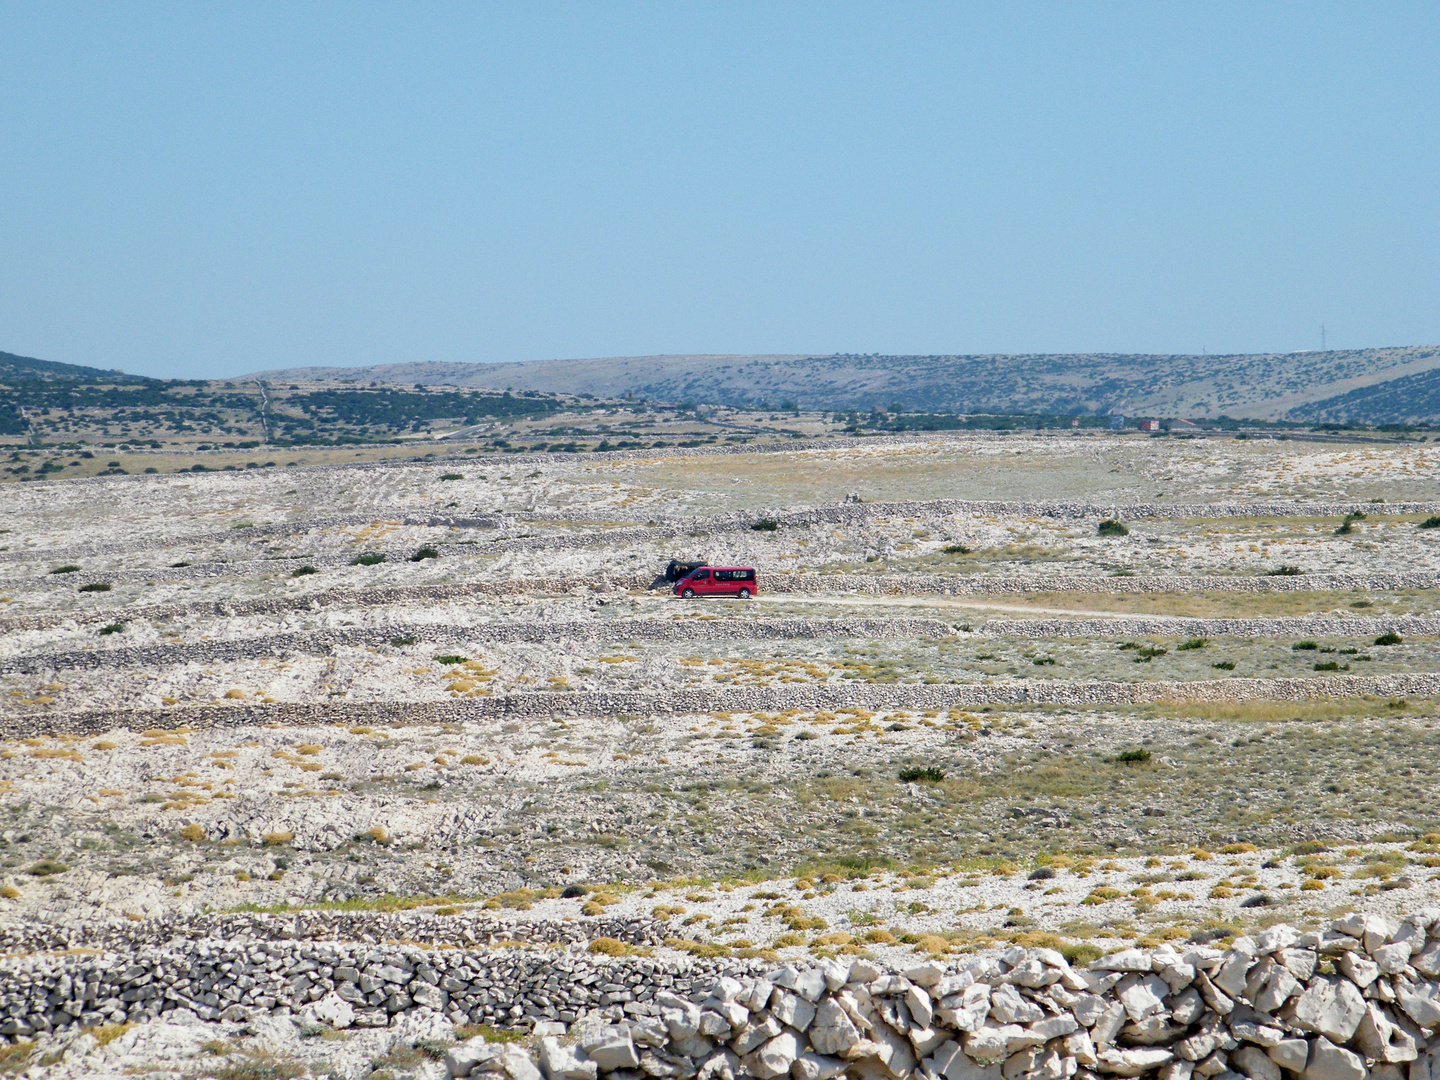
[1108,416,1125,430]
[1138,419,1160,432]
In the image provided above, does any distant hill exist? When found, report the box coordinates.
[0,350,140,383]
[250,347,1440,423]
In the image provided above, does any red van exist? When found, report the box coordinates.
[673,566,757,599]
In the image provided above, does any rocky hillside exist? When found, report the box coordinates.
[251,347,1440,423]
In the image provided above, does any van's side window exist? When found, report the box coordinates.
[693,569,709,579]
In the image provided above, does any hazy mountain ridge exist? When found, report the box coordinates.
[251,346,1440,422]
[0,350,142,384]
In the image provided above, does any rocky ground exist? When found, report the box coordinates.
[1,431,1439,1076]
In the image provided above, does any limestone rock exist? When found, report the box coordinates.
[582,1025,641,1071]
[1292,977,1367,1043]
[1303,1039,1366,1080]
[540,1038,597,1080]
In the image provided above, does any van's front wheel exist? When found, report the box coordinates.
[737,588,751,598]
[681,588,695,598]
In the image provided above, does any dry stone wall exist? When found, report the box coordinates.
[16,671,1440,740]
[2,910,1438,1080]
[3,612,1429,677]
[0,618,955,675]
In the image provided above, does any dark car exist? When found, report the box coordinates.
[664,559,708,583]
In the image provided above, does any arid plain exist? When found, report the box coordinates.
[2,431,1440,1077]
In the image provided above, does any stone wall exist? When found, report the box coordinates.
[2,910,1438,1080]
[13,670,1440,740]
[0,618,956,675]
[8,612,1433,678]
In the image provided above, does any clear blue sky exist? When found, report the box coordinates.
[1,3,1436,379]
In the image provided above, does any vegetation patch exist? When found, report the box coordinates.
[898,766,945,783]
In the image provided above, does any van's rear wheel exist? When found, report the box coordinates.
[737,588,750,598]
[681,588,695,598]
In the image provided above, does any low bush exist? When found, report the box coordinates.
[898,765,945,783]
[291,565,318,577]
[409,547,439,562]
[751,519,779,532]
[78,581,111,592]
[352,552,386,566]
[1264,565,1303,576]
[389,635,415,647]
[1314,661,1347,672]
[1420,516,1440,529]
[1292,640,1318,651]
[98,622,125,635]
[50,565,80,574]
[435,655,468,665]
[1114,749,1152,764]
[942,544,971,555]
[25,859,68,877]
[439,473,464,481]
[1097,519,1128,536]
[1212,660,1235,670]
[1062,942,1104,965]
[1177,638,1208,651]
[1375,631,1403,646]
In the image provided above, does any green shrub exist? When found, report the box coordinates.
[1212,660,1235,670]
[98,623,125,636]
[1177,638,1208,651]
[1097,519,1128,536]
[1061,942,1104,965]
[942,544,970,555]
[1114,749,1152,764]
[25,860,68,877]
[291,565,318,577]
[1032,656,1056,666]
[50,565,80,575]
[1132,645,1167,662]
[78,582,111,593]
[1374,632,1403,646]
[434,655,468,665]
[439,473,464,481]
[1292,641,1318,651]
[389,636,416,647]
[1314,661,1346,672]
[898,766,945,784]
[1420,516,1440,529]
[352,552,386,566]
[751,519,779,532]
[409,547,439,562]
[1264,565,1303,576]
